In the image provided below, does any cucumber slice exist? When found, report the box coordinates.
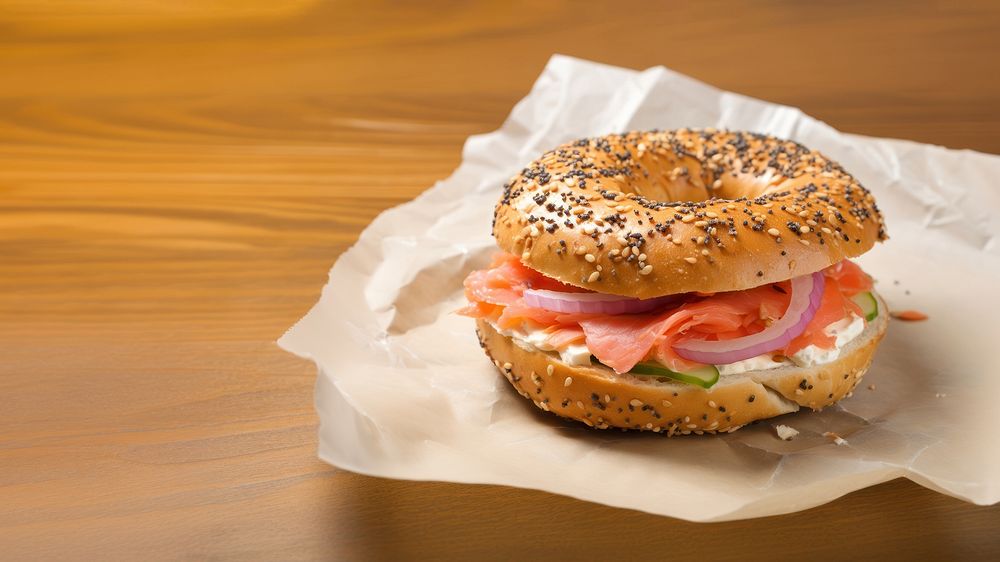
[628,362,720,389]
[851,291,878,322]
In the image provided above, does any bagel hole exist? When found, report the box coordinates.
[615,165,773,204]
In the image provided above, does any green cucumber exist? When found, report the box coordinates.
[628,362,720,389]
[851,291,878,322]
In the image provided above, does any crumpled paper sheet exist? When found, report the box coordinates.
[279,55,1000,521]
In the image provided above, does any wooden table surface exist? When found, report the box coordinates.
[2,1,999,560]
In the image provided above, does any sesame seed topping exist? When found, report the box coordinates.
[502,362,513,371]
[497,130,886,302]
[587,271,600,283]
[546,365,554,376]
[629,399,643,407]
[584,253,596,263]
[564,377,573,387]
[640,264,653,275]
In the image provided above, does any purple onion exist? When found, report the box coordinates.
[522,289,680,315]
[673,271,826,365]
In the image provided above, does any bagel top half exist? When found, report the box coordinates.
[493,129,887,298]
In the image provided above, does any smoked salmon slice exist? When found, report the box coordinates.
[461,253,873,373]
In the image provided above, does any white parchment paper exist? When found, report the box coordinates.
[279,55,1000,521]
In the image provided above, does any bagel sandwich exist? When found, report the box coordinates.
[459,129,888,435]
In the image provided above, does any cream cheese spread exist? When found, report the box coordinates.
[487,320,592,366]
[489,312,866,374]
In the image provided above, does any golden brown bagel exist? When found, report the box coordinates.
[493,129,887,298]
[476,298,888,434]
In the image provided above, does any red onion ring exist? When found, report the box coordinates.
[522,289,680,315]
[673,271,826,365]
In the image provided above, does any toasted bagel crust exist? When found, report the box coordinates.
[475,301,888,434]
[493,130,887,298]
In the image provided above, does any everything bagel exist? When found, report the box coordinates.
[492,129,886,298]
[462,129,889,434]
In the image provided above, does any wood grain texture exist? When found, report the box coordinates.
[1,1,999,560]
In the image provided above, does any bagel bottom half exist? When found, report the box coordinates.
[475,300,888,435]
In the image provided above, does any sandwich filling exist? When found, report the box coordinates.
[460,253,876,384]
